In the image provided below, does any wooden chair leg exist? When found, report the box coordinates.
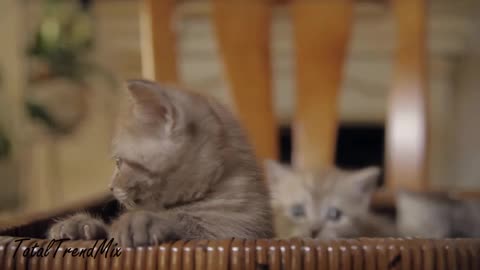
[291,0,353,170]
[212,0,278,162]
[386,0,429,190]
[139,0,179,83]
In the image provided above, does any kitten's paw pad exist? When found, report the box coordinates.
[48,213,108,240]
[109,211,173,247]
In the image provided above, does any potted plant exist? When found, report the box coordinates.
[26,0,115,135]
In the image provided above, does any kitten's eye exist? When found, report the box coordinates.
[290,203,306,218]
[327,207,342,221]
[115,158,123,169]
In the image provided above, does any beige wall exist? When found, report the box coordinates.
[25,86,118,212]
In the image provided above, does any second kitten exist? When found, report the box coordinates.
[397,190,480,238]
[265,161,396,239]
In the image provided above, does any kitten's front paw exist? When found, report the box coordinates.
[48,213,108,240]
[109,211,174,247]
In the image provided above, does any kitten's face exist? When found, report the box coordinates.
[110,80,222,209]
[265,161,379,239]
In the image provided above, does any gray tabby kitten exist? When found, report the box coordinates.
[265,160,396,239]
[48,79,273,246]
[397,190,480,238]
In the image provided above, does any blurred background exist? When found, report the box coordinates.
[0,0,479,221]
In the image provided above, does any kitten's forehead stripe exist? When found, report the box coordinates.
[312,170,336,198]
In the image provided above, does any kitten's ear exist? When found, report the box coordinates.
[349,166,381,194]
[126,79,175,124]
[264,160,293,185]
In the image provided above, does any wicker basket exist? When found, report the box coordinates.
[1,196,479,269]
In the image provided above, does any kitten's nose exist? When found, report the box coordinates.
[108,184,113,192]
[310,229,320,238]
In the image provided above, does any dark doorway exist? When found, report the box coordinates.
[278,124,385,184]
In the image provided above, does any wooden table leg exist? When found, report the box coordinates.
[212,0,278,162]
[139,0,179,83]
[291,0,353,170]
[386,0,429,190]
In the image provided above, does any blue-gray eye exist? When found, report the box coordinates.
[327,207,342,221]
[290,203,306,218]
